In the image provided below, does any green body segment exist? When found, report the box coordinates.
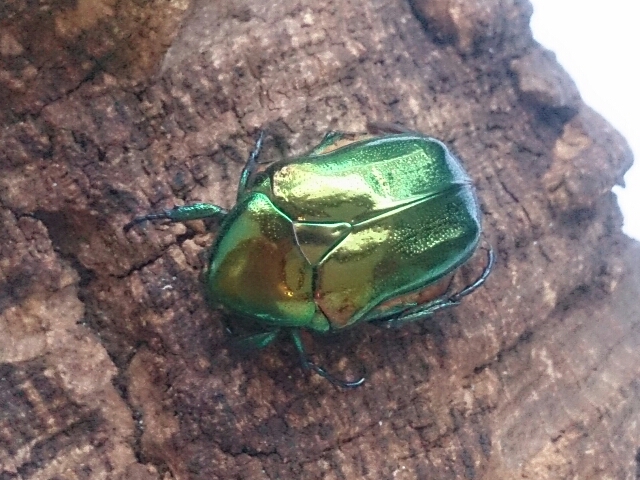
[207,192,324,330]
[206,134,481,332]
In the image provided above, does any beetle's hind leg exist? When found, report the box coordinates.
[449,244,495,302]
[124,203,228,232]
[379,246,495,327]
[290,330,365,388]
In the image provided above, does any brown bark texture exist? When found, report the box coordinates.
[1,0,638,478]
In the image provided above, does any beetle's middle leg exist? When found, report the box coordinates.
[290,330,365,388]
[230,329,281,351]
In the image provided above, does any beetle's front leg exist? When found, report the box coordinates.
[124,203,227,231]
[306,130,370,157]
[306,131,349,156]
[366,121,414,135]
[236,130,265,199]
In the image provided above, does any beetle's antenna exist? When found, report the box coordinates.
[290,330,365,388]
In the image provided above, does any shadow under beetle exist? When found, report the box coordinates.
[126,127,494,388]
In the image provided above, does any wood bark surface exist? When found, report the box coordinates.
[1,0,638,478]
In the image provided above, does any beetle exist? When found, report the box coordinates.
[126,127,494,387]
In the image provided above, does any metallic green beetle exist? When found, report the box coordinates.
[127,128,494,387]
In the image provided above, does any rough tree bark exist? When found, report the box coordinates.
[1,0,638,478]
